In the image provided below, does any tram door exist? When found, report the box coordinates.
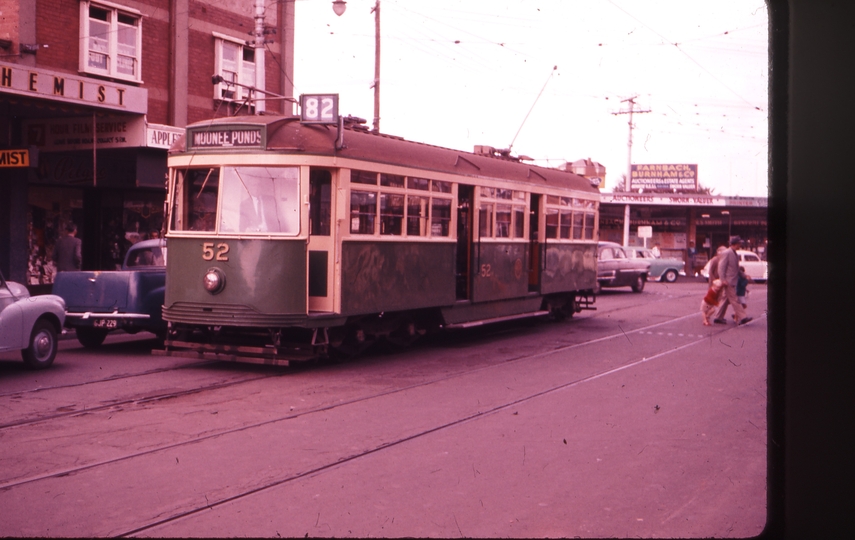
[308,168,336,312]
[456,185,474,300]
[528,193,541,291]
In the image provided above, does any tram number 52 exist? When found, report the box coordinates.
[202,242,229,261]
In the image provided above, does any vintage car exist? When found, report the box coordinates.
[623,246,687,283]
[0,270,66,369]
[52,238,167,348]
[701,249,768,283]
[595,241,651,293]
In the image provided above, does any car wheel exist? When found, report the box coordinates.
[663,269,678,283]
[22,319,58,369]
[631,274,646,293]
[593,281,602,295]
[76,327,109,348]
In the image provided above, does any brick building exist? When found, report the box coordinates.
[1,0,295,287]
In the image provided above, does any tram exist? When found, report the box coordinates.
[160,112,600,365]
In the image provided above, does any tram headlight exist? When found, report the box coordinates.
[203,267,226,294]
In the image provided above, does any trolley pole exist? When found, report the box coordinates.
[612,96,650,245]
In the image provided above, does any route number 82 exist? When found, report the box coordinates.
[300,94,339,124]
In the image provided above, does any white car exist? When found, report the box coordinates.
[701,250,768,282]
[0,271,66,369]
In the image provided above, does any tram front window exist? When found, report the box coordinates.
[220,167,300,235]
[173,168,219,232]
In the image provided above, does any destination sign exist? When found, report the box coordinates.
[187,125,265,150]
[0,148,30,168]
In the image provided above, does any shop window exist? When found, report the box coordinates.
[79,1,142,82]
[214,33,264,111]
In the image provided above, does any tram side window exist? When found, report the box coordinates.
[431,198,452,236]
[479,187,526,239]
[352,170,378,185]
[350,190,376,234]
[380,193,404,235]
[407,196,428,236]
[219,167,300,235]
[585,212,596,239]
[495,204,512,238]
[310,170,332,236]
[174,168,219,232]
[545,208,559,239]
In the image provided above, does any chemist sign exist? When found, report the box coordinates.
[631,164,698,191]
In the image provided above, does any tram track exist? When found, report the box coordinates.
[121,310,766,537]
[0,287,701,431]
[0,284,763,536]
[0,303,751,493]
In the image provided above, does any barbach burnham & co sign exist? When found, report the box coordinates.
[631,164,698,191]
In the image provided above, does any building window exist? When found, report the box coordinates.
[79,1,142,82]
[214,33,264,111]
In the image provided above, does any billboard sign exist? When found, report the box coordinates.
[631,164,698,191]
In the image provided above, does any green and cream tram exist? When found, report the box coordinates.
[161,115,600,365]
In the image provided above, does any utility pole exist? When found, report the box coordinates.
[612,96,651,245]
[371,0,380,132]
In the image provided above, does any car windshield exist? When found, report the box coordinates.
[126,246,167,267]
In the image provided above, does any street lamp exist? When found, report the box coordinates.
[331,0,380,132]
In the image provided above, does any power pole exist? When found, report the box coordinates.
[371,0,380,132]
[612,96,651,245]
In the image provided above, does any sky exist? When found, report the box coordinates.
[291,0,768,197]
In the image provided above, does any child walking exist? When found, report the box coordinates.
[701,279,724,326]
[733,266,754,321]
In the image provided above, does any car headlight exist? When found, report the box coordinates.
[203,267,226,294]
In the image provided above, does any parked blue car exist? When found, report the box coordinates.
[52,239,166,348]
[623,246,686,283]
[0,271,66,369]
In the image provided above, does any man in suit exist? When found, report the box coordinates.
[716,235,753,325]
[53,222,82,272]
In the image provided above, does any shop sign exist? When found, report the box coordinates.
[601,193,768,208]
[631,164,698,191]
[146,124,183,149]
[0,148,31,168]
[24,116,146,151]
[0,60,147,114]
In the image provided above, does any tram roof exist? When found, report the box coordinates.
[171,115,600,195]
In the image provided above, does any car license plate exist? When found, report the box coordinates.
[93,319,118,329]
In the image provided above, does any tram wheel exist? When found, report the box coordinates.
[328,324,375,360]
[384,317,425,350]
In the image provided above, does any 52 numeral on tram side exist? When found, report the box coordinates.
[202,242,230,261]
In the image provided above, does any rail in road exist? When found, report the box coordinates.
[0,281,768,538]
